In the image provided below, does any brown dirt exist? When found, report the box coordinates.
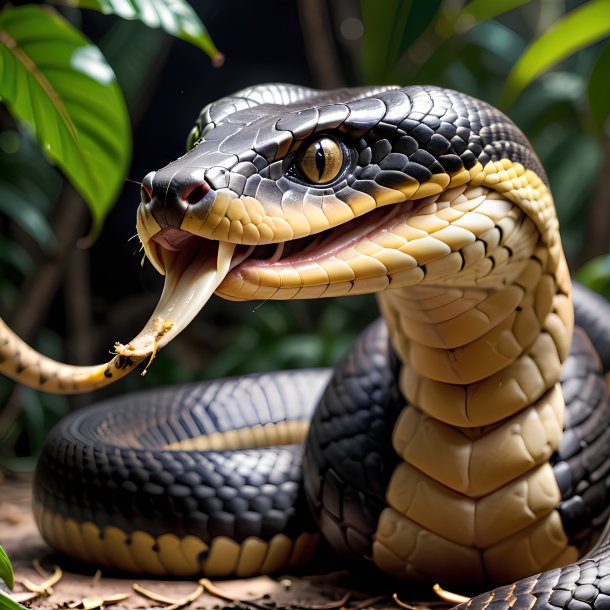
[0,474,439,610]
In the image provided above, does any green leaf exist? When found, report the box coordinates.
[588,39,610,131]
[0,5,131,237]
[50,0,223,65]
[0,590,25,610]
[501,0,610,107]
[460,0,532,25]
[98,18,167,107]
[577,254,610,300]
[361,0,442,82]
[362,0,411,83]
[0,545,14,590]
[395,0,442,60]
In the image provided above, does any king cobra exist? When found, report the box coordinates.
[2,84,610,608]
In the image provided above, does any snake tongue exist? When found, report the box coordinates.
[116,240,236,358]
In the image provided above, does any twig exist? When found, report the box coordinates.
[20,564,62,595]
[133,582,203,610]
[133,583,180,605]
[198,579,273,610]
[32,559,48,580]
[432,585,470,605]
[81,593,130,609]
[198,579,236,603]
[9,592,40,603]
[392,593,420,610]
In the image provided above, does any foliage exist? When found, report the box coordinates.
[0,545,25,610]
[49,0,224,64]
[0,0,220,466]
[0,591,25,610]
[501,0,610,106]
[0,544,14,590]
[0,1,219,236]
[577,254,610,300]
[500,0,610,106]
[360,0,610,269]
[0,5,130,239]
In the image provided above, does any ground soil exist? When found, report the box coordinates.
[0,474,444,610]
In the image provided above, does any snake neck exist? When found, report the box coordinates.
[373,205,577,583]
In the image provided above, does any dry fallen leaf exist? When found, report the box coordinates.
[20,565,62,595]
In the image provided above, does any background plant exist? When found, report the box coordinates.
[0,543,24,610]
[0,0,221,468]
[0,0,608,469]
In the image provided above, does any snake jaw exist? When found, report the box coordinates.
[116,234,236,357]
[137,196,417,314]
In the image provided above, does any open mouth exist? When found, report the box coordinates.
[117,200,411,360]
[147,200,407,279]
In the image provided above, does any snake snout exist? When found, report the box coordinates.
[144,168,212,229]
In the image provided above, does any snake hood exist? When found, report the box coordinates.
[0,83,563,392]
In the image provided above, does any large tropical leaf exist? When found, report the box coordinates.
[395,0,442,61]
[361,0,409,83]
[361,0,441,83]
[98,18,168,107]
[0,5,131,236]
[501,0,610,107]
[50,0,223,65]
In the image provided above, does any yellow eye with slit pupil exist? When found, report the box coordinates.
[298,137,343,184]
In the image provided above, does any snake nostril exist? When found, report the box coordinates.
[140,185,151,204]
[141,171,155,204]
[185,183,210,205]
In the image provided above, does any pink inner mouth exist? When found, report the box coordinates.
[152,228,198,251]
[237,201,408,270]
[149,200,416,279]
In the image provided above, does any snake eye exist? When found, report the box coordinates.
[297,137,344,184]
[186,125,200,151]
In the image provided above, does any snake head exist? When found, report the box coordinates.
[129,83,556,357]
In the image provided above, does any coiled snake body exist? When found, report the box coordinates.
[3,84,610,609]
